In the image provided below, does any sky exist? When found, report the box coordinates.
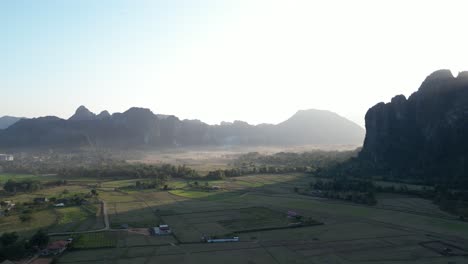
[2,0,468,127]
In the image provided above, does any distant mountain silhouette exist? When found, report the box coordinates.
[359,69,468,184]
[0,116,22,129]
[0,107,364,149]
[69,105,98,121]
[277,109,364,145]
[96,110,111,120]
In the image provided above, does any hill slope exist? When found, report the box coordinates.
[0,116,22,129]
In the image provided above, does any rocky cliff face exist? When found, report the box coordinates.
[360,70,468,182]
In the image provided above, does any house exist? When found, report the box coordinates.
[0,154,14,161]
[56,198,70,204]
[288,211,299,218]
[34,197,49,204]
[208,237,239,243]
[0,201,16,216]
[150,224,172,236]
[203,236,239,243]
[0,201,14,207]
[42,240,69,256]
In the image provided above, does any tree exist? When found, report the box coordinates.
[29,230,49,249]
[0,240,27,261]
[19,214,32,222]
[365,192,377,205]
[0,232,18,246]
[3,179,15,192]
[314,179,324,190]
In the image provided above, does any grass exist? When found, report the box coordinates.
[72,232,118,249]
[233,180,264,188]
[218,207,289,231]
[168,188,242,201]
[120,232,176,247]
[2,171,468,264]
[167,180,188,189]
[169,189,217,199]
[100,179,142,188]
[98,190,139,202]
[57,207,91,224]
[0,209,57,235]
[0,173,39,182]
[48,203,103,233]
[108,201,158,228]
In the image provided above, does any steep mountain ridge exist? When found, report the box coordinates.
[359,69,468,184]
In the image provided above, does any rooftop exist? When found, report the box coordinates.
[47,240,68,250]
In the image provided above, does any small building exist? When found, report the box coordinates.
[151,224,172,236]
[56,198,70,204]
[0,154,14,161]
[54,203,65,207]
[309,190,323,197]
[205,236,239,243]
[0,201,16,216]
[287,210,302,218]
[34,197,49,204]
[42,240,69,256]
[0,201,13,207]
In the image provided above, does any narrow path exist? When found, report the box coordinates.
[101,200,110,230]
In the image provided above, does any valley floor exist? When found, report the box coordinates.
[1,173,468,264]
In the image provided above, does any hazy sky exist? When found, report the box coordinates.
[2,0,468,127]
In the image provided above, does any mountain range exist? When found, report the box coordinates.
[0,107,365,149]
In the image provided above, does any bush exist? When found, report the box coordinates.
[19,214,32,222]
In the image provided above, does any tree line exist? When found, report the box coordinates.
[0,230,49,261]
[3,179,67,193]
[234,150,358,171]
[305,178,377,205]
